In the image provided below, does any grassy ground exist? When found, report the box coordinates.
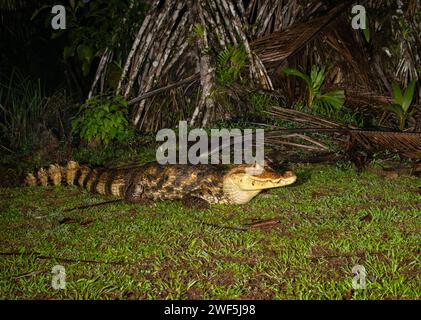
[0,163,419,300]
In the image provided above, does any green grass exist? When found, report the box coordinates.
[0,164,420,300]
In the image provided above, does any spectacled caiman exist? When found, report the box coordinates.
[24,161,297,208]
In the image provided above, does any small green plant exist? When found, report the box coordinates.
[0,70,46,150]
[284,66,345,116]
[72,95,133,145]
[193,24,205,38]
[398,16,413,40]
[362,12,370,43]
[249,92,279,116]
[216,44,247,87]
[383,80,417,130]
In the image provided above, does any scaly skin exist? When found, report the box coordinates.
[24,161,297,207]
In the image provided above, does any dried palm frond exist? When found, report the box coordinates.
[349,130,421,159]
[266,106,351,129]
[266,106,421,160]
[251,1,352,72]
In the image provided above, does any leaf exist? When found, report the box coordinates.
[51,31,65,40]
[363,25,370,43]
[31,5,52,20]
[310,66,326,91]
[193,24,205,37]
[82,61,91,77]
[318,90,345,109]
[216,44,247,86]
[77,44,94,63]
[362,14,370,43]
[383,104,404,118]
[109,127,117,138]
[402,80,416,113]
[391,81,403,106]
[283,68,311,87]
[408,105,420,117]
[217,45,234,66]
[63,46,75,59]
[72,95,131,144]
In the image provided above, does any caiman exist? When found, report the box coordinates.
[24,161,297,208]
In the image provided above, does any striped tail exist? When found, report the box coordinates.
[24,161,127,197]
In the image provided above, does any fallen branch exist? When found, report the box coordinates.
[246,218,281,229]
[127,73,200,106]
[63,199,123,213]
[0,251,143,267]
[195,220,248,232]
[0,144,14,153]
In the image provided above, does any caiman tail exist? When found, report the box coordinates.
[24,161,126,197]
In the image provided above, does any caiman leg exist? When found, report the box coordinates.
[182,195,211,210]
[124,183,148,204]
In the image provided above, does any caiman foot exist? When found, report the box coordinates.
[182,195,210,210]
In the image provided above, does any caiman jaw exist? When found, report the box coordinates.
[271,170,297,187]
[223,165,297,204]
[243,170,297,190]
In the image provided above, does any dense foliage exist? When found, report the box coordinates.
[72,95,132,145]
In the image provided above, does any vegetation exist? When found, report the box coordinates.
[249,92,279,117]
[383,81,417,130]
[72,95,132,145]
[216,44,247,87]
[0,70,50,152]
[284,66,346,116]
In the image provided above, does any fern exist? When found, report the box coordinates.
[193,24,205,37]
[216,44,247,87]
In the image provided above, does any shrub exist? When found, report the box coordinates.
[383,80,417,130]
[0,70,45,150]
[72,95,133,145]
[216,44,247,87]
[284,65,345,116]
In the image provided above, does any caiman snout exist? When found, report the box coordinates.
[275,170,297,186]
[282,171,295,178]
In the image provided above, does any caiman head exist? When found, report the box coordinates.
[223,162,297,204]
